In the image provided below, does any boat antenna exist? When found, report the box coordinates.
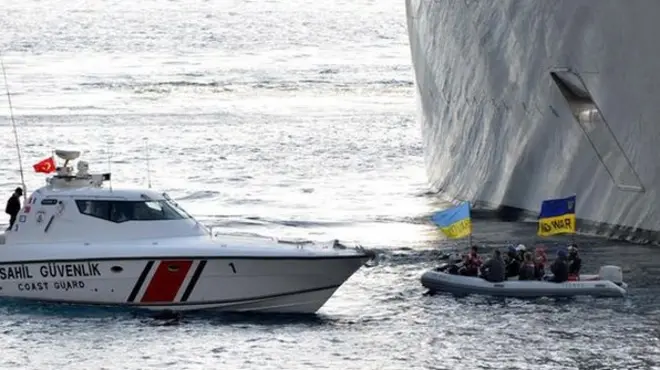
[144,137,152,188]
[106,139,113,191]
[0,53,27,202]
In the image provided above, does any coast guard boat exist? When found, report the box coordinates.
[0,150,377,314]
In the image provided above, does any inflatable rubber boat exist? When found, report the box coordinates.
[421,265,627,298]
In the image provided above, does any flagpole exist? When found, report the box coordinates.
[572,193,577,245]
[0,53,27,202]
[468,201,473,247]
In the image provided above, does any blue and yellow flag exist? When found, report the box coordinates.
[431,202,472,239]
[537,195,576,236]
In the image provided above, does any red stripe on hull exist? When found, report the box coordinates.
[140,260,193,303]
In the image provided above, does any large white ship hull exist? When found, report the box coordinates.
[406,0,660,242]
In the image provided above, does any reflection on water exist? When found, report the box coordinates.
[0,216,659,370]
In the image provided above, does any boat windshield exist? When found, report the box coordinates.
[162,192,211,235]
[75,199,192,223]
[161,193,195,219]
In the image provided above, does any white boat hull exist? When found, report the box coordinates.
[0,255,370,314]
[421,268,627,298]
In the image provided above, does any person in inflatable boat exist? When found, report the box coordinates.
[480,249,506,282]
[533,246,548,280]
[504,245,521,278]
[458,245,483,276]
[567,244,582,281]
[548,249,569,283]
[515,244,526,263]
[518,252,536,280]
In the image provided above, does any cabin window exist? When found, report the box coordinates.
[75,200,190,223]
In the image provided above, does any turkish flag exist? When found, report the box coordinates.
[33,157,56,174]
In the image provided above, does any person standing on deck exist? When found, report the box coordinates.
[5,187,22,230]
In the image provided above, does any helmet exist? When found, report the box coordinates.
[557,249,567,258]
[516,244,526,252]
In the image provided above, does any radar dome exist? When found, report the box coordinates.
[55,150,81,161]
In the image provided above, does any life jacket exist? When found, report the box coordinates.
[464,254,482,271]
[467,254,482,265]
[533,250,547,279]
[535,249,547,267]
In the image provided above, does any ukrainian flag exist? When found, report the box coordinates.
[431,202,472,239]
[537,195,577,236]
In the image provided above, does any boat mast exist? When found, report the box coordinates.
[144,137,152,189]
[106,140,113,191]
[0,53,27,202]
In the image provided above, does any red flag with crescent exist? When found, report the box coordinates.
[33,157,56,174]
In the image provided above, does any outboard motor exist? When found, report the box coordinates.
[598,265,623,284]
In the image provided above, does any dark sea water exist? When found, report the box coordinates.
[1,0,660,369]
